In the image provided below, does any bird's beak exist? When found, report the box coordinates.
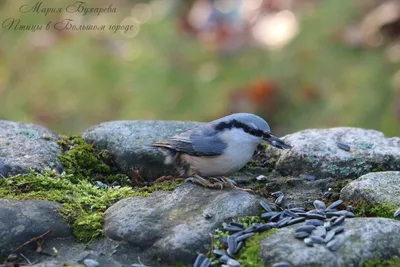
[263,134,292,149]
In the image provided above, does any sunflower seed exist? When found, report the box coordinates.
[306,219,324,226]
[194,254,206,267]
[294,231,310,239]
[255,224,271,232]
[213,249,226,256]
[332,216,345,226]
[220,255,233,264]
[303,238,314,246]
[235,241,243,254]
[345,212,355,218]
[227,235,237,254]
[327,200,343,210]
[306,214,326,220]
[324,230,335,243]
[336,142,350,151]
[290,208,306,213]
[260,201,273,212]
[277,217,291,228]
[230,222,244,228]
[283,210,299,218]
[332,225,345,234]
[324,221,332,231]
[275,194,285,206]
[313,200,326,210]
[327,237,344,251]
[313,226,327,238]
[236,233,254,243]
[286,217,306,226]
[268,213,282,223]
[309,235,325,244]
[227,259,240,267]
[224,225,243,232]
[261,212,280,219]
[244,226,257,233]
[219,237,228,245]
[394,207,400,217]
[296,225,316,233]
[200,258,211,267]
[271,191,283,198]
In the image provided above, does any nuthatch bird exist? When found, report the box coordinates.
[151,113,292,190]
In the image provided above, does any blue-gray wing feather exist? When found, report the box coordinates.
[151,125,227,156]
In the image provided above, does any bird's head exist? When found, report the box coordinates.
[214,113,292,149]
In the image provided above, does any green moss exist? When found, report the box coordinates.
[353,199,399,220]
[0,169,146,242]
[237,229,278,267]
[362,256,400,267]
[371,165,385,172]
[0,136,184,242]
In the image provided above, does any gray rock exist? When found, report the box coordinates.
[104,183,262,264]
[266,127,400,178]
[0,121,62,177]
[82,120,203,180]
[31,260,68,267]
[340,171,400,205]
[31,261,71,267]
[260,218,400,266]
[0,199,72,256]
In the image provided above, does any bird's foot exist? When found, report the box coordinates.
[184,174,225,190]
[219,176,254,193]
[185,175,253,193]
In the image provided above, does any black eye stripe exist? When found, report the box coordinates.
[215,120,266,137]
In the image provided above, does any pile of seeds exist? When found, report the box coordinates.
[193,192,356,267]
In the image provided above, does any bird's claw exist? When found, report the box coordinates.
[185,174,253,193]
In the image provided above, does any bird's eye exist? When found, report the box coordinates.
[263,133,271,138]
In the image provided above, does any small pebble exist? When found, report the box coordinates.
[110,181,120,187]
[94,181,107,189]
[256,175,267,181]
[83,259,100,267]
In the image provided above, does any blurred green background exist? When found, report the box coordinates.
[0,0,399,136]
